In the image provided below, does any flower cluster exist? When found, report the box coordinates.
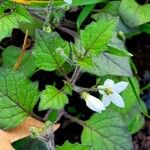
[81,79,128,113]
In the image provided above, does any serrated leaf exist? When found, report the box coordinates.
[80,17,118,55]
[57,141,90,150]
[78,52,132,76]
[2,46,36,77]
[82,110,133,150]
[39,85,68,110]
[0,67,39,130]
[119,0,150,27]
[92,12,135,35]
[0,4,32,41]
[33,30,70,71]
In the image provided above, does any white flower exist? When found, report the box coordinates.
[98,79,128,108]
[81,92,105,113]
[64,0,72,5]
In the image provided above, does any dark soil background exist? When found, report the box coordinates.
[0,1,150,149]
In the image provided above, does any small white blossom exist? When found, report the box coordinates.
[64,0,72,5]
[81,92,105,113]
[98,79,128,108]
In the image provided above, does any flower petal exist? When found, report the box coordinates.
[102,95,111,107]
[110,93,125,107]
[104,79,115,87]
[113,81,128,93]
[85,95,105,112]
[97,85,105,95]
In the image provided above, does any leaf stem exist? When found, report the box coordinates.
[63,112,86,127]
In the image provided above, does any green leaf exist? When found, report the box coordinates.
[92,12,136,35]
[81,110,133,150]
[80,17,118,55]
[124,104,145,134]
[72,0,106,6]
[20,17,43,37]
[33,30,70,71]
[13,137,48,150]
[0,67,39,130]
[47,110,58,123]
[39,85,68,110]
[77,4,95,29]
[78,52,132,76]
[119,0,150,27]
[107,33,133,57]
[92,14,134,57]
[63,83,73,96]
[102,1,120,16]
[93,1,120,18]
[0,4,32,41]
[107,46,133,57]
[124,77,148,116]
[140,23,150,34]
[2,46,36,77]
[57,141,90,150]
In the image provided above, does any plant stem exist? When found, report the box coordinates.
[29,11,45,21]
[55,109,65,123]
[57,26,78,38]
[73,85,99,93]
[63,112,86,127]
[46,140,55,150]
[44,109,52,121]
[27,7,50,12]
[70,66,81,84]
[60,66,71,82]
